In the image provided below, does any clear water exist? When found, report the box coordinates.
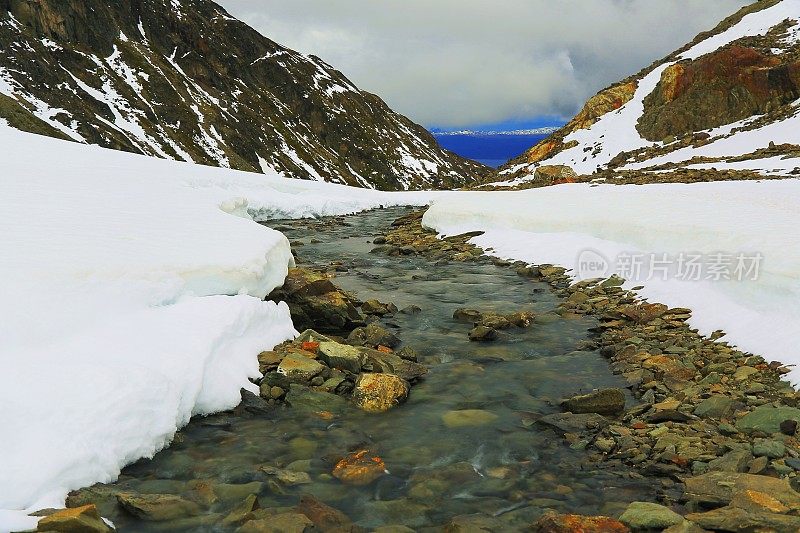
[83,208,654,531]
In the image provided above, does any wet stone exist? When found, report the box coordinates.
[561,388,625,416]
[116,493,201,521]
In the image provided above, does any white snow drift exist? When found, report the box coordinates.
[0,124,433,531]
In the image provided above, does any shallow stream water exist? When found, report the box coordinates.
[86,207,656,531]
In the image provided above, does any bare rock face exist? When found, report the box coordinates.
[0,0,488,190]
[639,45,800,141]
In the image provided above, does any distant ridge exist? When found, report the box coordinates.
[433,127,561,136]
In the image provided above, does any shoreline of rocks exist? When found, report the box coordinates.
[383,209,800,532]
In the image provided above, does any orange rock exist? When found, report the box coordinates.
[532,511,630,533]
[332,450,387,486]
[301,341,320,353]
[376,345,393,353]
[315,410,335,421]
[631,422,648,430]
[37,504,111,533]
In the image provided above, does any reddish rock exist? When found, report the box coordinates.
[332,450,387,486]
[532,511,630,533]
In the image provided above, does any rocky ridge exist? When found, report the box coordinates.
[0,0,487,190]
[493,0,800,188]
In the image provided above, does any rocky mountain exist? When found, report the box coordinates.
[495,0,800,188]
[0,0,488,191]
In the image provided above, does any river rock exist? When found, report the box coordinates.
[708,448,752,473]
[683,471,800,508]
[37,504,111,533]
[364,349,427,382]
[277,353,326,383]
[453,308,482,323]
[348,324,400,348]
[332,450,387,486]
[268,268,363,333]
[752,439,786,459]
[561,388,625,416]
[285,384,347,413]
[619,502,683,530]
[531,511,629,532]
[694,395,735,419]
[317,341,365,373]
[479,314,511,330]
[442,409,498,428]
[686,505,800,532]
[353,373,410,413]
[295,495,352,530]
[222,494,260,526]
[260,466,312,486]
[238,513,313,533]
[361,299,397,316]
[736,405,800,434]
[468,326,498,342]
[730,489,790,513]
[116,493,201,521]
[538,412,609,435]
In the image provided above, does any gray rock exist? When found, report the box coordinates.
[694,395,735,419]
[538,412,609,435]
[753,439,786,459]
[708,448,752,473]
[276,353,326,383]
[736,405,800,434]
[561,388,625,416]
[687,505,800,532]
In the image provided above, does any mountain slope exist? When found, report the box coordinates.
[495,0,800,188]
[0,0,487,190]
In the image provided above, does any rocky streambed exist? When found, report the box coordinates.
[35,207,800,532]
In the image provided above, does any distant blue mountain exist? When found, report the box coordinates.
[432,131,553,168]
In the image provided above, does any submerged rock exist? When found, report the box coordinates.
[116,493,201,521]
[619,502,683,530]
[441,409,498,428]
[531,511,629,533]
[332,450,387,486]
[468,326,498,342]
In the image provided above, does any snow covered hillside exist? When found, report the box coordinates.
[424,181,800,388]
[497,0,800,186]
[0,124,438,530]
[0,0,487,191]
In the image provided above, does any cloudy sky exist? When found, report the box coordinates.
[217,1,748,131]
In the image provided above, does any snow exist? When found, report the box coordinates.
[424,180,800,387]
[0,125,436,531]
[681,0,800,60]
[624,105,800,171]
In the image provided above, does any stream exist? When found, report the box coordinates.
[76,207,658,531]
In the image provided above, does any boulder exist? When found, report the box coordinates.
[561,388,625,416]
[353,373,410,413]
[534,165,579,185]
[453,308,482,323]
[116,493,201,521]
[619,502,683,530]
[222,494,260,526]
[364,349,427,383]
[268,268,363,333]
[37,505,111,533]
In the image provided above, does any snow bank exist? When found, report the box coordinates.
[0,125,434,530]
[424,181,800,384]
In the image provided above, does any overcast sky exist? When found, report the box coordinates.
[217,1,749,130]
